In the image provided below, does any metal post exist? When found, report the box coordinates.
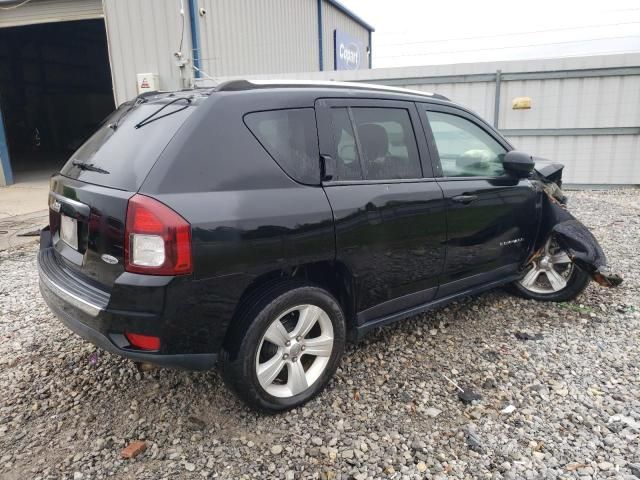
[317,0,324,71]
[493,69,502,128]
[188,0,202,78]
[0,107,13,186]
[368,30,372,69]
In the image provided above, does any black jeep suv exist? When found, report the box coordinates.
[38,80,590,411]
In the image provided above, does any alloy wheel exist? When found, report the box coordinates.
[255,304,334,398]
[518,238,574,294]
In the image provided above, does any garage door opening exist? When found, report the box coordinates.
[0,19,115,185]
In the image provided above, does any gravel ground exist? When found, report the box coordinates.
[0,189,638,480]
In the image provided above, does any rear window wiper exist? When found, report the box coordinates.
[134,97,192,129]
[109,96,149,130]
[72,161,110,174]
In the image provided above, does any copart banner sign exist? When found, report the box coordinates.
[334,30,364,70]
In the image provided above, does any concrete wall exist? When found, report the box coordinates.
[223,53,640,185]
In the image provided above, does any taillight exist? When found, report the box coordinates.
[125,331,161,351]
[124,194,192,275]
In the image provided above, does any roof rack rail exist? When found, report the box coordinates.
[216,79,450,101]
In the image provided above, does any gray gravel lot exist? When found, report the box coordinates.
[0,189,639,480]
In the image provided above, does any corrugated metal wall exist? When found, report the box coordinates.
[321,1,369,71]
[509,135,640,184]
[403,81,496,121]
[500,72,640,184]
[102,0,371,101]
[0,0,372,185]
[226,54,640,185]
[0,0,103,28]
[198,0,318,77]
[500,75,640,129]
[102,0,192,105]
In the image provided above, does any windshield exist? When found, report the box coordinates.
[60,98,198,191]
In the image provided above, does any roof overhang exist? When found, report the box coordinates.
[324,0,375,32]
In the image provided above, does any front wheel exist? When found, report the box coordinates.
[220,282,346,412]
[510,237,590,302]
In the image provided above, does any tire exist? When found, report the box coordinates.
[219,281,346,413]
[510,237,590,302]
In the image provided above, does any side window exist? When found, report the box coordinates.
[244,108,319,184]
[328,107,363,181]
[426,111,506,177]
[351,108,422,180]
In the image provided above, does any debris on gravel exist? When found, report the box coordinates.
[0,189,638,479]
[514,331,544,341]
[121,440,147,459]
[457,388,482,404]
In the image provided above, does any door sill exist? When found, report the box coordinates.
[353,271,523,341]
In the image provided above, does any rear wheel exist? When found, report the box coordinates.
[510,237,590,302]
[220,282,346,412]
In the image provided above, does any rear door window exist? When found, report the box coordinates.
[328,107,363,181]
[244,108,320,185]
[351,108,422,181]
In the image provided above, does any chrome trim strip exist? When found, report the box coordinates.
[38,261,104,317]
[48,192,87,210]
[247,79,436,98]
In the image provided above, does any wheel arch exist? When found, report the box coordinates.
[221,260,358,353]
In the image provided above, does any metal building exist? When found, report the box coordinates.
[0,0,374,186]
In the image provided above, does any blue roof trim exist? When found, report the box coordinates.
[324,0,375,32]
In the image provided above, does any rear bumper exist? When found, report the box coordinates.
[42,284,216,369]
[37,231,217,370]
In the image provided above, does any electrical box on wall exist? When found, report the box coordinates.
[512,97,532,109]
[136,73,159,94]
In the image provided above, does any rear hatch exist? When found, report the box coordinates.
[48,91,206,289]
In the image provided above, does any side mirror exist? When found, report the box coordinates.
[503,150,535,178]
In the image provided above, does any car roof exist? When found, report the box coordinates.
[215,79,451,102]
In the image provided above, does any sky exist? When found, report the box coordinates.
[338,0,640,68]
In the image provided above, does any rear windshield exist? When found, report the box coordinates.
[60,98,197,191]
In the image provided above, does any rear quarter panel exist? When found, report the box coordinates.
[153,187,335,280]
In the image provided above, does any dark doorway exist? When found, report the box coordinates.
[0,19,115,184]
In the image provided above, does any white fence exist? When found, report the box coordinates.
[217,53,640,185]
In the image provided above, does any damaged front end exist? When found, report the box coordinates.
[530,161,623,288]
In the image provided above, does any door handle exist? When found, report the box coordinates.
[451,194,478,205]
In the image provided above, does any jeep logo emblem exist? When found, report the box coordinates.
[101,254,119,265]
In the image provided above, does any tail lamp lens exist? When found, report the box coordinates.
[124,194,192,275]
[125,332,161,351]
